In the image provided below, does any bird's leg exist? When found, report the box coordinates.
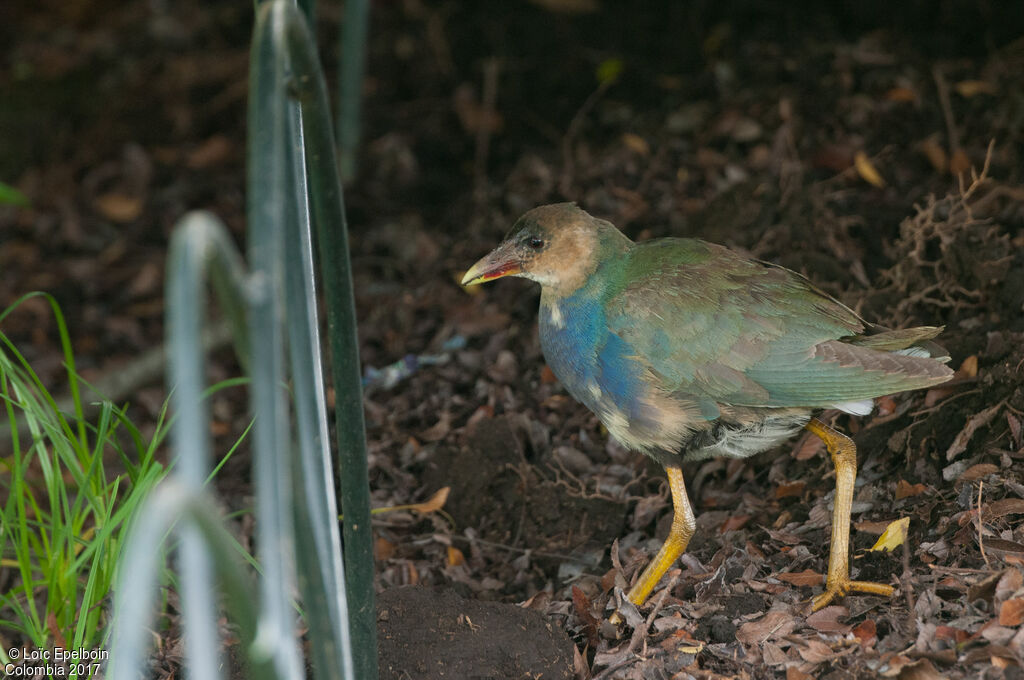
[611,465,695,623]
[805,418,895,611]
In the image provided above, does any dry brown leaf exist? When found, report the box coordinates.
[999,598,1024,627]
[996,568,1024,602]
[570,585,600,648]
[946,401,1004,460]
[662,628,705,654]
[876,394,898,416]
[793,434,824,461]
[1007,412,1022,449]
[854,151,886,187]
[767,528,804,545]
[94,193,143,222]
[954,80,997,97]
[736,611,797,645]
[957,355,979,379]
[985,539,1024,558]
[881,654,916,677]
[572,645,588,680]
[852,619,877,646]
[885,86,917,102]
[447,545,465,567]
[896,658,947,680]
[959,463,999,482]
[745,540,766,561]
[776,569,824,586]
[762,642,789,666]
[980,621,1017,644]
[797,638,837,663]
[854,519,893,534]
[375,536,396,561]
[924,388,954,408]
[806,605,852,634]
[420,414,451,442]
[896,479,928,500]
[720,515,751,532]
[985,499,1024,520]
[811,144,853,172]
[410,486,450,513]
[949,149,971,175]
[186,135,233,168]
[453,84,504,135]
[371,487,451,519]
[47,611,67,649]
[466,405,493,427]
[869,517,910,552]
[934,625,969,644]
[918,135,948,173]
[775,481,806,499]
[621,133,650,156]
[787,668,814,680]
[128,261,161,297]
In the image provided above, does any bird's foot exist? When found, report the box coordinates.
[608,595,642,627]
[811,578,895,611]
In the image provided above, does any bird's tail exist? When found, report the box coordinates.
[847,325,951,363]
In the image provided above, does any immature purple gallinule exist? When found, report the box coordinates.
[463,203,952,617]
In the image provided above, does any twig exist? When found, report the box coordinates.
[560,79,614,198]
[902,534,916,638]
[447,533,601,565]
[642,569,680,632]
[925,564,997,575]
[473,58,501,210]
[908,388,981,417]
[932,65,961,159]
[977,480,990,568]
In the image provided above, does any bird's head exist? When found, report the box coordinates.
[461,203,630,294]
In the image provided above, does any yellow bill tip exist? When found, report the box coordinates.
[460,260,521,286]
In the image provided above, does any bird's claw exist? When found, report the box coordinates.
[811,579,895,611]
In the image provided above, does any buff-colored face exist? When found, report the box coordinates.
[461,204,602,293]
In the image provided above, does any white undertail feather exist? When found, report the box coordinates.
[833,400,875,416]
[893,346,932,358]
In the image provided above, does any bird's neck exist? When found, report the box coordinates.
[538,236,631,300]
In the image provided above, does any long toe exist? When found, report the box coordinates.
[811,579,895,612]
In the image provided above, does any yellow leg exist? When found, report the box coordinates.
[611,466,695,623]
[805,418,895,611]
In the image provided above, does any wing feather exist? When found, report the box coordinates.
[604,239,951,409]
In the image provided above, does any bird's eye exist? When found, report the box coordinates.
[528,237,545,250]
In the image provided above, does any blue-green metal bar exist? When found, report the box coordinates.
[336,0,370,181]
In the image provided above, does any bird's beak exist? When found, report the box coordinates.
[461,242,522,286]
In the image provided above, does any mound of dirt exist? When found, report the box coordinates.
[422,415,629,567]
[377,585,575,680]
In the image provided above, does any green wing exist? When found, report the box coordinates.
[603,239,950,414]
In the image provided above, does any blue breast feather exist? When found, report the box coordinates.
[539,289,648,422]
